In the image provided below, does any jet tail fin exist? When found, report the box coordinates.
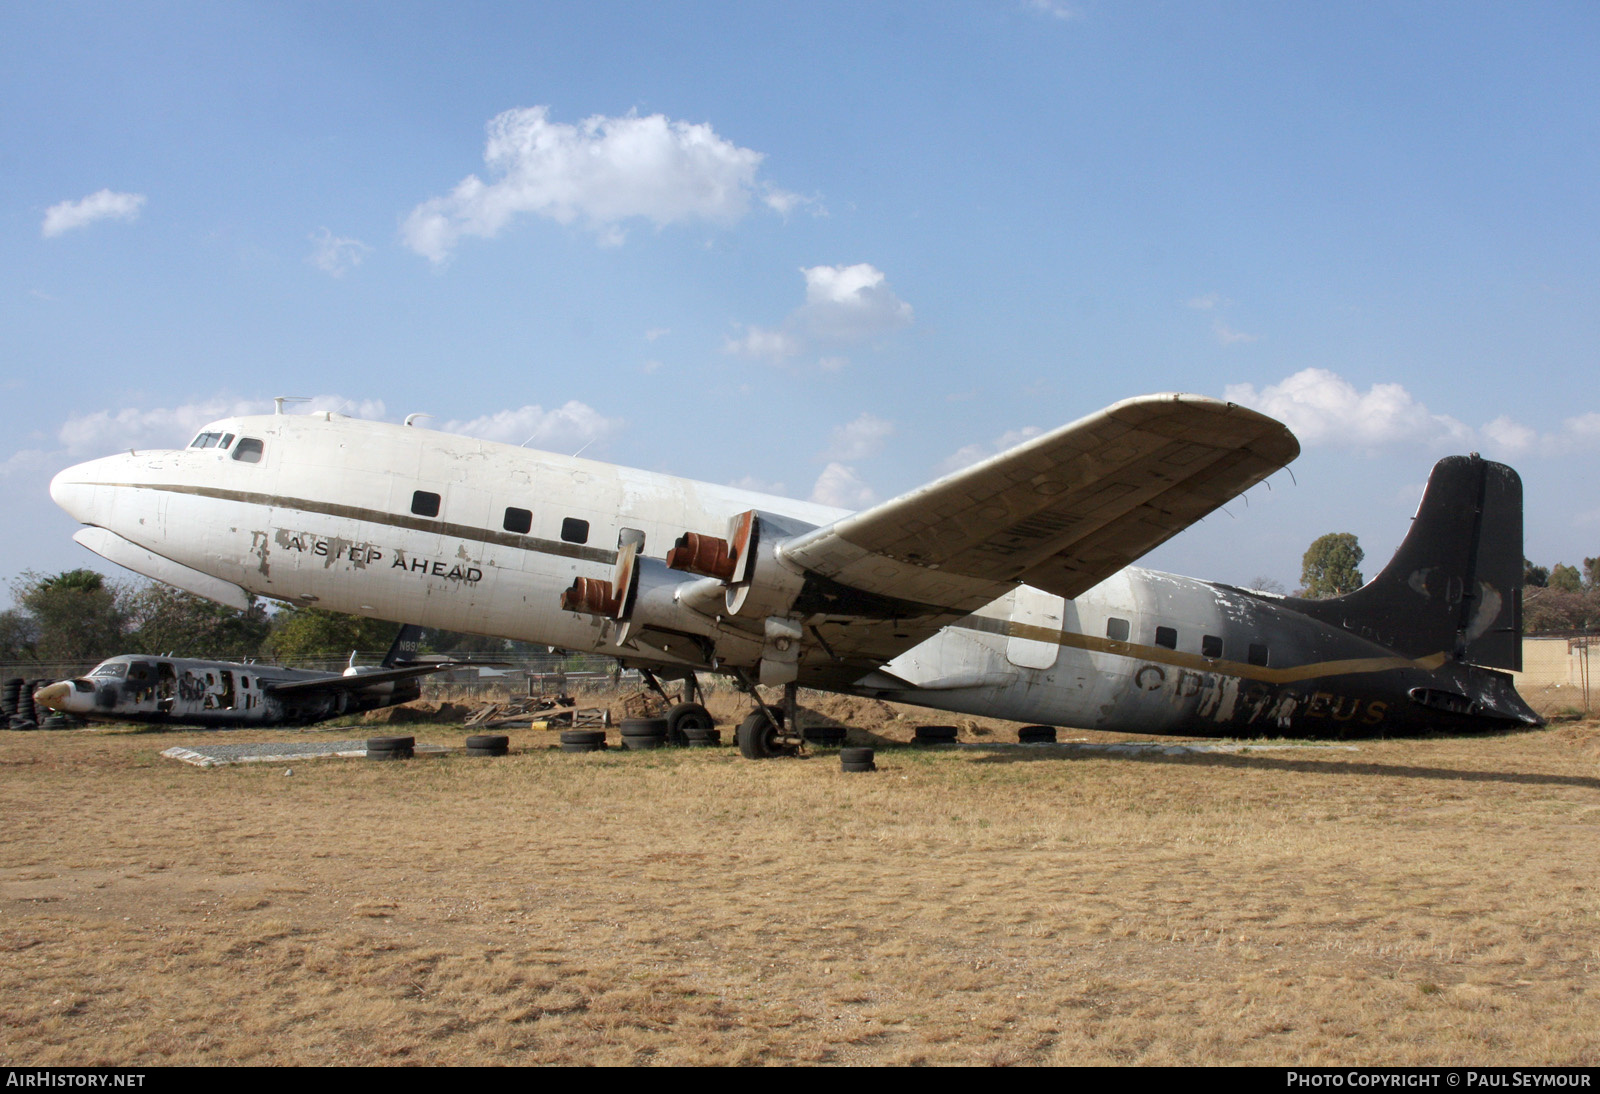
[1287,455,1523,670]
[381,624,425,668]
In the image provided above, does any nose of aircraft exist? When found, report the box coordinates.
[33,681,71,712]
[50,460,100,525]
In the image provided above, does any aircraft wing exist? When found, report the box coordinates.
[781,394,1298,616]
[264,663,451,698]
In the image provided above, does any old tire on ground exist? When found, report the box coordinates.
[465,733,509,756]
[840,746,876,772]
[1017,725,1057,743]
[736,709,785,759]
[620,716,668,751]
[560,729,607,753]
[683,726,721,747]
[665,702,714,746]
[803,725,846,746]
[367,734,414,760]
[914,724,958,744]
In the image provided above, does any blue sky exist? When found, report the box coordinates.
[5,1,1599,604]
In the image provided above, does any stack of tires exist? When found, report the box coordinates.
[559,729,607,753]
[366,735,414,760]
[10,679,40,731]
[840,747,876,772]
[913,724,958,745]
[464,734,508,757]
[620,717,668,750]
[2,679,21,728]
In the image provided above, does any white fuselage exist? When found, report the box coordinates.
[51,411,1510,737]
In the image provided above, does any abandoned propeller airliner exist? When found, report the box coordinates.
[47,393,1538,755]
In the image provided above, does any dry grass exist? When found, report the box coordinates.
[1,689,1597,1066]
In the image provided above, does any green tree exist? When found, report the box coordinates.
[1548,563,1582,593]
[1299,533,1365,599]
[1584,557,1600,590]
[11,569,131,661]
[1523,558,1549,588]
[264,607,400,663]
[127,585,271,660]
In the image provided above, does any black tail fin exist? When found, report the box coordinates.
[381,624,425,668]
[1288,455,1523,670]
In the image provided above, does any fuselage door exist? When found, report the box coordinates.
[1006,585,1065,670]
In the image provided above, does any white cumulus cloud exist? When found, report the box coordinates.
[1224,368,1473,449]
[441,401,622,454]
[308,228,372,276]
[936,427,1044,476]
[726,263,913,365]
[55,396,387,456]
[403,106,784,260]
[41,190,146,237]
[810,463,877,509]
[822,413,895,462]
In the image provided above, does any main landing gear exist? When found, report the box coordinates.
[731,673,804,759]
[639,666,715,746]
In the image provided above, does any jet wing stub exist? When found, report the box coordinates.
[264,662,451,698]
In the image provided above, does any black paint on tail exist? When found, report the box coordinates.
[381,624,425,668]
[1287,455,1523,670]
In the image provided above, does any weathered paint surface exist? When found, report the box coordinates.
[50,409,1539,740]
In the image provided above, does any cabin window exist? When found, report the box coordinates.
[411,490,441,517]
[1106,617,1130,642]
[618,527,646,552]
[561,517,590,544]
[1248,643,1270,667]
[232,438,264,463]
[1154,626,1177,650]
[1202,634,1223,659]
[504,507,532,534]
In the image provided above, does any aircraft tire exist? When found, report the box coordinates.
[665,702,714,746]
[465,734,509,756]
[683,726,721,747]
[1017,725,1057,743]
[560,729,607,753]
[736,709,784,759]
[840,747,876,772]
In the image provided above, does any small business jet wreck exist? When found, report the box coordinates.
[48,394,1538,755]
[32,625,449,728]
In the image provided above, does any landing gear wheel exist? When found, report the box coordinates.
[665,702,714,746]
[736,707,786,759]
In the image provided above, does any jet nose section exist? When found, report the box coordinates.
[33,681,72,713]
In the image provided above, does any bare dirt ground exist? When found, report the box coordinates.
[1,686,1597,1066]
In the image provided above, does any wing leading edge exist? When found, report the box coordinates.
[779,394,1299,616]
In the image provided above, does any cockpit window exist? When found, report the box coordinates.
[232,438,264,463]
[220,433,235,449]
[191,432,223,449]
[89,662,129,679]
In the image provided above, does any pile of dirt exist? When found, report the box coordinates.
[362,699,478,725]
